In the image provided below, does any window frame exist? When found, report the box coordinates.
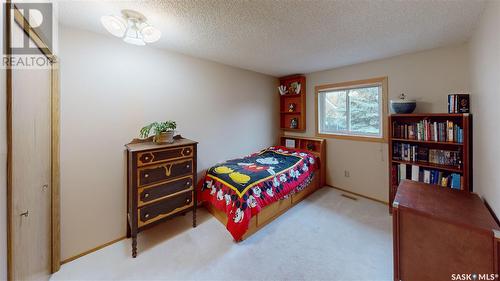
[315,77,388,143]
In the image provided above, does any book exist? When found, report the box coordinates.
[392,120,463,143]
[393,162,462,189]
[432,122,438,141]
[285,139,296,148]
[447,121,454,142]
[451,173,461,189]
[393,143,460,168]
[417,147,429,162]
[430,170,437,185]
[423,170,431,184]
[411,165,419,181]
[448,93,470,113]
[391,165,398,186]
[399,164,407,182]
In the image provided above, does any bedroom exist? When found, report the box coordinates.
[1,0,499,280]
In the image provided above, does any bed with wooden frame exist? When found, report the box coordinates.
[203,136,325,240]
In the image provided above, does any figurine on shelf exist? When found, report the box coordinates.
[288,103,296,112]
[295,83,301,94]
[306,143,315,151]
[289,82,301,94]
[278,85,288,95]
[290,118,298,129]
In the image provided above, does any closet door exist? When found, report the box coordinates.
[9,44,52,281]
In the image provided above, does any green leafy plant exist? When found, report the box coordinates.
[139,120,177,139]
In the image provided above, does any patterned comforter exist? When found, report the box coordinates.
[199,146,318,240]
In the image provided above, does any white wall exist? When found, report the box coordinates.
[469,0,500,216]
[286,44,470,202]
[59,26,277,260]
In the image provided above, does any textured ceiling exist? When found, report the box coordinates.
[57,0,485,77]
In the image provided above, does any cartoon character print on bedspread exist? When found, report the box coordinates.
[200,146,317,241]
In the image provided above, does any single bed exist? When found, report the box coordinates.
[199,136,325,241]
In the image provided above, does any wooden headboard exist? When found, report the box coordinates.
[279,136,326,186]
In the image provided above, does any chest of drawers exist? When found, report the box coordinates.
[125,138,197,257]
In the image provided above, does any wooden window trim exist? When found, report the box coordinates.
[314,77,388,143]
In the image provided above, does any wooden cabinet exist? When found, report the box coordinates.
[125,138,197,257]
[393,180,500,281]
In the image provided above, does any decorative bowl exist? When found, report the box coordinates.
[390,94,416,114]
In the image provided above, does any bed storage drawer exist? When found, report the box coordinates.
[291,186,314,204]
[137,146,193,166]
[291,173,318,204]
[138,190,193,227]
[138,176,193,206]
[138,159,193,187]
[257,197,291,226]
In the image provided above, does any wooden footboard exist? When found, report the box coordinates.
[205,172,320,241]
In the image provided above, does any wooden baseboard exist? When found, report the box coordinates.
[326,185,388,205]
[60,236,126,265]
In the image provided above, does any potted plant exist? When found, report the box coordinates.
[139,120,177,144]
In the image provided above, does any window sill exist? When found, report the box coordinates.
[316,132,387,143]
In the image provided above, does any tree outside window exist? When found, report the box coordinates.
[318,82,384,139]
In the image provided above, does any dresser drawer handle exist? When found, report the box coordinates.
[144,173,149,178]
[186,198,191,204]
[144,213,150,219]
[185,149,191,154]
[186,164,190,169]
[144,193,150,198]
[186,181,191,186]
[144,156,149,161]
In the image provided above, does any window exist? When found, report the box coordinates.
[316,77,387,141]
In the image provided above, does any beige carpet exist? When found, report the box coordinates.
[51,187,393,281]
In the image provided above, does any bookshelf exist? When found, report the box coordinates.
[279,75,306,131]
[388,113,472,212]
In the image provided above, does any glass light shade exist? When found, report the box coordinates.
[123,36,146,46]
[101,15,126,37]
[123,25,146,46]
[140,25,161,43]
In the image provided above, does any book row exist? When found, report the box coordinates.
[448,94,470,114]
[392,163,462,190]
[392,120,463,143]
[392,143,462,167]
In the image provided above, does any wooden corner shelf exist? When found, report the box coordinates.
[388,113,472,213]
[279,75,306,131]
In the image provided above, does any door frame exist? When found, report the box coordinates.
[5,2,61,279]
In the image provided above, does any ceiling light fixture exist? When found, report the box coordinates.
[101,9,161,46]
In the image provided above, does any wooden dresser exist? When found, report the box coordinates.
[125,138,198,257]
[393,180,500,281]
